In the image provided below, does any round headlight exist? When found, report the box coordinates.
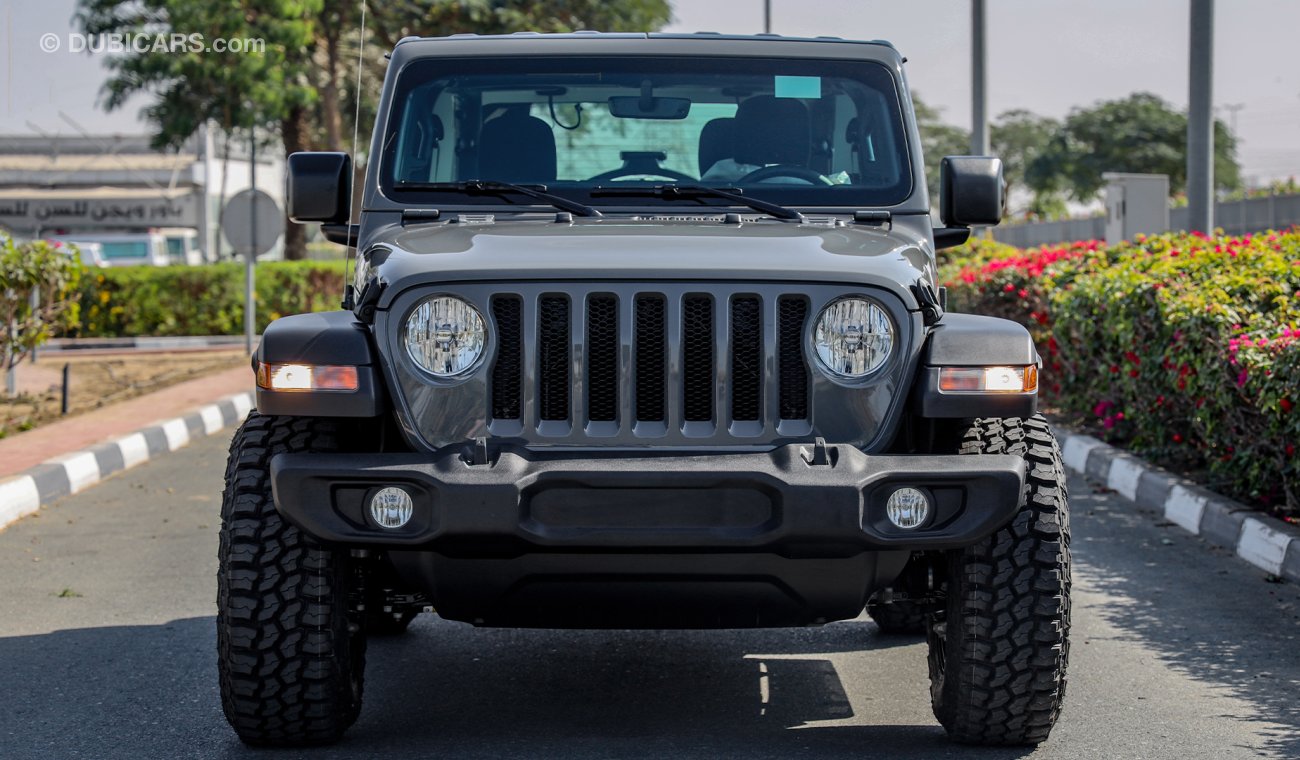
[813,298,894,378]
[404,296,486,377]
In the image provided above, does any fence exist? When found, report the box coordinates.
[991,192,1300,247]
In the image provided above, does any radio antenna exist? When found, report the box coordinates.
[342,0,368,310]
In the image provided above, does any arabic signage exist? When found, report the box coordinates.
[0,194,200,231]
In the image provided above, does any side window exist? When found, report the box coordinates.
[849,89,903,188]
[393,84,449,183]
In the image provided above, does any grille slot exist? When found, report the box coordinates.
[682,295,715,422]
[778,297,810,420]
[634,296,667,422]
[490,296,522,420]
[730,296,762,421]
[538,296,570,421]
[586,295,619,421]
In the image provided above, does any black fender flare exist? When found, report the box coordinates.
[254,310,384,417]
[914,313,1040,419]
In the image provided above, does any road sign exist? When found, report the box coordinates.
[221,189,283,257]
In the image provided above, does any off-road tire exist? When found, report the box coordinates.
[927,415,1071,745]
[867,598,928,635]
[217,413,366,746]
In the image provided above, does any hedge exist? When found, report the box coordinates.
[939,230,1300,519]
[73,261,346,337]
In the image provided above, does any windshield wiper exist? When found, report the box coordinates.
[590,184,804,222]
[394,179,601,218]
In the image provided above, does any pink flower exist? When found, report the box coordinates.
[1236,368,1249,388]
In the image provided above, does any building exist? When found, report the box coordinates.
[0,127,283,261]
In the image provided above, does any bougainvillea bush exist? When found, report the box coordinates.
[939,230,1300,519]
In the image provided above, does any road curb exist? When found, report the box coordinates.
[1056,427,1300,583]
[0,391,253,532]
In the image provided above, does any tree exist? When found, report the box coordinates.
[2,236,83,395]
[1026,92,1240,202]
[990,109,1061,216]
[912,95,970,201]
[79,0,671,260]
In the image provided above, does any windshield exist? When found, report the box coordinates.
[380,55,912,209]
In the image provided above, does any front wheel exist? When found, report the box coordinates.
[927,415,1071,745]
[217,413,367,746]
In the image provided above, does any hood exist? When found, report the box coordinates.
[363,218,934,310]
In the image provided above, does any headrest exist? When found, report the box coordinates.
[697,117,735,175]
[732,96,810,167]
[477,112,556,183]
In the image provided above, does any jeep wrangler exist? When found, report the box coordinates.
[218,32,1069,747]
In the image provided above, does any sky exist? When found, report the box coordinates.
[3,0,1299,183]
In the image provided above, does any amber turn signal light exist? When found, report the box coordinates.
[256,363,359,392]
[938,365,1037,393]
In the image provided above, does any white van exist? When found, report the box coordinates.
[48,232,171,267]
[159,227,204,265]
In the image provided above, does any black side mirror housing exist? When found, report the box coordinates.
[287,152,352,224]
[939,156,1004,227]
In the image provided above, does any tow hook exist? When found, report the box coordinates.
[463,436,492,466]
[802,437,833,467]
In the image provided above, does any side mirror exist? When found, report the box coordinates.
[286,152,352,224]
[939,156,1004,227]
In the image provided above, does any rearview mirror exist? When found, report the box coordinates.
[608,96,691,120]
[286,152,352,224]
[939,156,1004,227]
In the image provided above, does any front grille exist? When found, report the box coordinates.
[778,298,810,420]
[490,296,522,419]
[537,296,570,421]
[586,295,619,422]
[488,288,814,436]
[730,297,762,421]
[634,296,667,422]
[682,296,715,422]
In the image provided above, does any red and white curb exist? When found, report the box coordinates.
[0,391,253,532]
[1058,429,1300,583]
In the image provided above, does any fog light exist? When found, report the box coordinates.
[886,487,931,530]
[369,487,414,529]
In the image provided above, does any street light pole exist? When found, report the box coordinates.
[970,0,989,156]
[764,0,771,33]
[1187,0,1215,233]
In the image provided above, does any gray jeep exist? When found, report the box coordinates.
[218,32,1070,747]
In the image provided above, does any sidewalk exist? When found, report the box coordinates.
[0,365,252,479]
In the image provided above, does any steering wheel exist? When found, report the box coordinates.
[736,165,834,185]
[586,167,695,183]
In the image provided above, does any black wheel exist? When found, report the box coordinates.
[867,597,928,635]
[217,413,367,746]
[927,415,1071,746]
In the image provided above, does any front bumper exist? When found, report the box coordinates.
[270,442,1024,627]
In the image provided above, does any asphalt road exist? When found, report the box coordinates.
[1,431,1298,760]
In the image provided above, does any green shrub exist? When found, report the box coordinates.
[2,234,84,375]
[74,261,346,337]
[940,230,1300,518]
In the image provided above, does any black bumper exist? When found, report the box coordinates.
[270,443,1025,628]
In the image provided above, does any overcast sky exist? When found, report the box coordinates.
[3,0,1298,183]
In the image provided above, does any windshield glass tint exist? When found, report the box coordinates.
[380,55,912,207]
